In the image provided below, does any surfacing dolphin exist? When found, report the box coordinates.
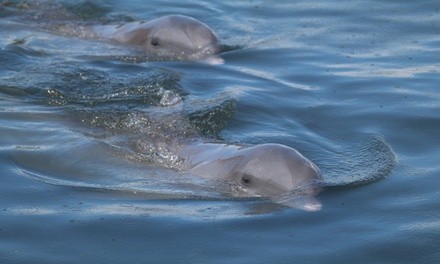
[177,142,323,211]
[91,14,223,64]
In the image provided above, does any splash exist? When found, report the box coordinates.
[317,134,396,187]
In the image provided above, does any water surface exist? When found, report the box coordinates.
[1,0,439,263]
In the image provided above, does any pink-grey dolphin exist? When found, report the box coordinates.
[91,14,223,63]
[177,142,323,211]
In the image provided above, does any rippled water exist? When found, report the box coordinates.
[1,1,439,263]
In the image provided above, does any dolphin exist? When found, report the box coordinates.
[91,14,223,63]
[177,142,323,211]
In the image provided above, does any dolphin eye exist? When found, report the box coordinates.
[241,174,252,186]
[151,38,159,46]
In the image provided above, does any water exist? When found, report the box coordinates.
[1,0,439,263]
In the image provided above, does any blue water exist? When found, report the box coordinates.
[1,0,439,263]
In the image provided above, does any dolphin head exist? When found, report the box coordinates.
[231,144,322,197]
[129,15,222,62]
